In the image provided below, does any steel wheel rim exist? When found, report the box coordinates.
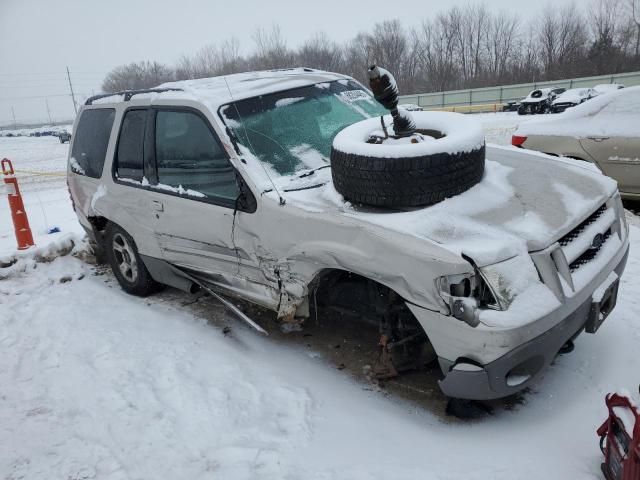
[112,233,138,283]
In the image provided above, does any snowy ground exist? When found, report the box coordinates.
[1,116,640,479]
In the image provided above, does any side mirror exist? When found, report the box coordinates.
[234,169,257,213]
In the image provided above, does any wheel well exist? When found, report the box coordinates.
[88,215,109,233]
[86,216,110,263]
[309,268,427,337]
[307,268,435,372]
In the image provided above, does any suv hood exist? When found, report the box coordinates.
[285,145,617,266]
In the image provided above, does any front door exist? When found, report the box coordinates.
[145,108,278,307]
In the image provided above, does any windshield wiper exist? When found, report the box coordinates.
[297,164,331,178]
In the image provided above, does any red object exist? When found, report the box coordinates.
[598,391,640,480]
[2,158,34,250]
[511,135,528,147]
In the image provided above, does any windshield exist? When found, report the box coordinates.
[219,80,386,178]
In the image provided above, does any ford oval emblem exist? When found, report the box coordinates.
[591,233,604,250]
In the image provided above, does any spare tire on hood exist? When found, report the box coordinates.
[330,111,486,207]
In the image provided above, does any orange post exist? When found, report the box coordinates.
[2,158,34,250]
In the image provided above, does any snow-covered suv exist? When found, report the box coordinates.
[67,68,629,400]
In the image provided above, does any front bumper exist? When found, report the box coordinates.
[436,245,629,400]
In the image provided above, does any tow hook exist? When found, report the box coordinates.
[373,334,399,379]
[558,339,575,355]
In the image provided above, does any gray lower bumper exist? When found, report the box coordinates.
[438,245,629,400]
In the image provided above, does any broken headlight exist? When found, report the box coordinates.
[437,273,499,327]
[439,255,540,326]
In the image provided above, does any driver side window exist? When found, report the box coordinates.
[155,110,240,202]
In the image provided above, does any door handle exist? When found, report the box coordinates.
[587,136,610,142]
[151,200,164,212]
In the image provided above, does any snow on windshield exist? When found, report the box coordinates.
[219,80,386,187]
[275,97,305,108]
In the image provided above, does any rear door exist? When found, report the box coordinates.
[68,108,116,220]
[580,137,640,196]
[144,107,278,306]
[579,91,640,196]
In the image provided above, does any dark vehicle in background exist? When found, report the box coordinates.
[517,88,565,115]
[58,131,71,143]
[502,100,520,112]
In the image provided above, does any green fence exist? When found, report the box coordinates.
[400,71,640,109]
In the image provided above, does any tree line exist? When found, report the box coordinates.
[102,0,640,96]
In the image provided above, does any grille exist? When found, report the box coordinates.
[559,204,607,247]
[569,228,612,272]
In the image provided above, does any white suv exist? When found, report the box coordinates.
[67,68,629,400]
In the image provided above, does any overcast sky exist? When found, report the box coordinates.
[0,0,568,126]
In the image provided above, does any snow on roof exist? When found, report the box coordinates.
[91,68,350,109]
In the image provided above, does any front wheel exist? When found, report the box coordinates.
[105,223,159,296]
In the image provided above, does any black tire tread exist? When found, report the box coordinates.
[330,145,485,207]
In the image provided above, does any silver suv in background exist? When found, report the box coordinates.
[67,68,629,401]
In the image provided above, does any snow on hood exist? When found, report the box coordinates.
[285,145,616,266]
[517,86,640,138]
[552,88,592,105]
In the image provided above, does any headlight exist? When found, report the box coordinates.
[611,193,628,239]
[438,254,540,326]
[436,272,497,327]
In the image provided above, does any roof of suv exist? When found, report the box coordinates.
[87,68,350,109]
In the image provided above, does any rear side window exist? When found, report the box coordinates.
[155,110,239,202]
[70,108,115,178]
[115,109,147,181]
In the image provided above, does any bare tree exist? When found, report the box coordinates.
[631,0,640,56]
[537,3,589,78]
[413,14,459,92]
[250,25,295,70]
[296,32,343,72]
[102,1,640,96]
[102,61,174,92]
[484,12,520,83]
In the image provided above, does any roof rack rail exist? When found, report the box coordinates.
[84,88,184,105]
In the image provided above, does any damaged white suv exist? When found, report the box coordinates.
[67,68,629,400]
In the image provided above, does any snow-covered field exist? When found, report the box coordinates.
[1,115,639,479]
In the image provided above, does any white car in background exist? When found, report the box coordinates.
[513,86,640,200]
[550,88,597,113]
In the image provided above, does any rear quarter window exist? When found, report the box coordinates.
[70,108,115,178]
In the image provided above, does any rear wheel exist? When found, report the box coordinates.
[105,223,159,296]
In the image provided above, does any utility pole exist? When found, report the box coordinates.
[11,106,17,129]
[66,66,78,115]
[45,98,53,124]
